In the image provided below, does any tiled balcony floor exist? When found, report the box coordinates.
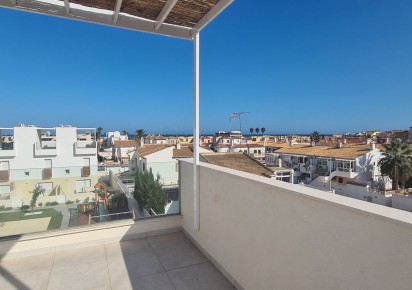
[0,231,235,290]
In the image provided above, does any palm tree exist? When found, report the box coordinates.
[249,128,254,135]
[122,130,128,136]
[310,131,321,144]
[261,127,266,135]
[255,128,260,135]
[379,139,412,190]
[96,127,103,140]
[135,129,145,147]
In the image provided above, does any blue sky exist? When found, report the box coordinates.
[0,0,411,135]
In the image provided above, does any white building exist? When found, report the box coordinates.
[144,134,168,144]
[267,143,392,203]
[112,140,137,164]
[104,131,128,148]
[0,125,102,207]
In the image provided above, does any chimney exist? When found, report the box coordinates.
[278,158,282,168]
[336,142,343,148]
[263,138,266,147]
[343,138,347,144]
[311,141,316,147]
[370,142,376,150]
[176,138,181,150]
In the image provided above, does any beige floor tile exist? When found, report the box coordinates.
[0,269,50,290]
[168,262,234,290]
[53,244,106,270]
[0,252,54,275]
[104,239,152,258]
[155,243,207,271]
[111,272,175,290]
[107,251,164,286]
[148,232,191,250]
[48,259,110,290]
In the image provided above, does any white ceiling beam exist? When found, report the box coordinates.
[193,0,234,31]
[155,0,177,30]
[63,0,70,14]
[113,0,122,23]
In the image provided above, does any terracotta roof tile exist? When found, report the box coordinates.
[275,144,380,160]
[201,152,274,178]
[138,144,173,157]
[114,140,137,148]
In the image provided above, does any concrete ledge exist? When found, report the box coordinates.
[0,215,182,260]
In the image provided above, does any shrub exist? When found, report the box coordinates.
[38,202,43,207]
[45,202,51,206]
[50,201,59,206]
[21,205,30,210]
[65,200,74,204]
[75,199,80,203]
[83,197,90,203]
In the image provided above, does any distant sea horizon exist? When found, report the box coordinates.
[128,133,334,138]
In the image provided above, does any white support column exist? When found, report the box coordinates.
[193,33,200,231]
[63,0,70,14]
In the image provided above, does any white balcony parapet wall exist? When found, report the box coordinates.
[74,141,97,155]
[34,141,58,156]
[0,147,16,158]
[180,159,412,290]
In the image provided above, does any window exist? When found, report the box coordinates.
[65,169,70,174]
[0,185,11,194]
[254,150,257,153]
[76,179,91,193]
[38,182,53,190]
[24,171,30,176]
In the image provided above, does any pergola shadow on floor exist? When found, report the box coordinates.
[0,231,235,290]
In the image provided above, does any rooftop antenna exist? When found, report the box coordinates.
[231,112,251,134]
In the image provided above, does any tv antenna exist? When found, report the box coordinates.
[230,112,251,134]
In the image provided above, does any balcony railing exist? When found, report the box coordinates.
[0,142,16,157]
[179,159,412,290]
[75,141,97,155]
[34,141,58,156]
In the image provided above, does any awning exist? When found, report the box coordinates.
[0,0,233,40]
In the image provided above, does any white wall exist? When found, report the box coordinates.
[392,195,412,212]
[180,159,412,290]
[3,126,97,179]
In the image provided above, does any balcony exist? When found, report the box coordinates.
[0,170,9,182]
[299,163,315,173]
[81,166,90,177]
[1,161,412,289]
[34,141,58,157]
[0,143,15,158]
[75,141,97,155]
[335,167,359,179]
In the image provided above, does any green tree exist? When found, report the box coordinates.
[135,129,145,147]
[255,127,260,134]
[249,128,254,135]
[261,127,266,135]
[310,131,321,143]
[97,127,103,139]
[133,168,167,214]
[379,139,412,190]
[122,130,128,136]
[31,184,45,213]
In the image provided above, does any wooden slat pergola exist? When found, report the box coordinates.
[0,0,234,230]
